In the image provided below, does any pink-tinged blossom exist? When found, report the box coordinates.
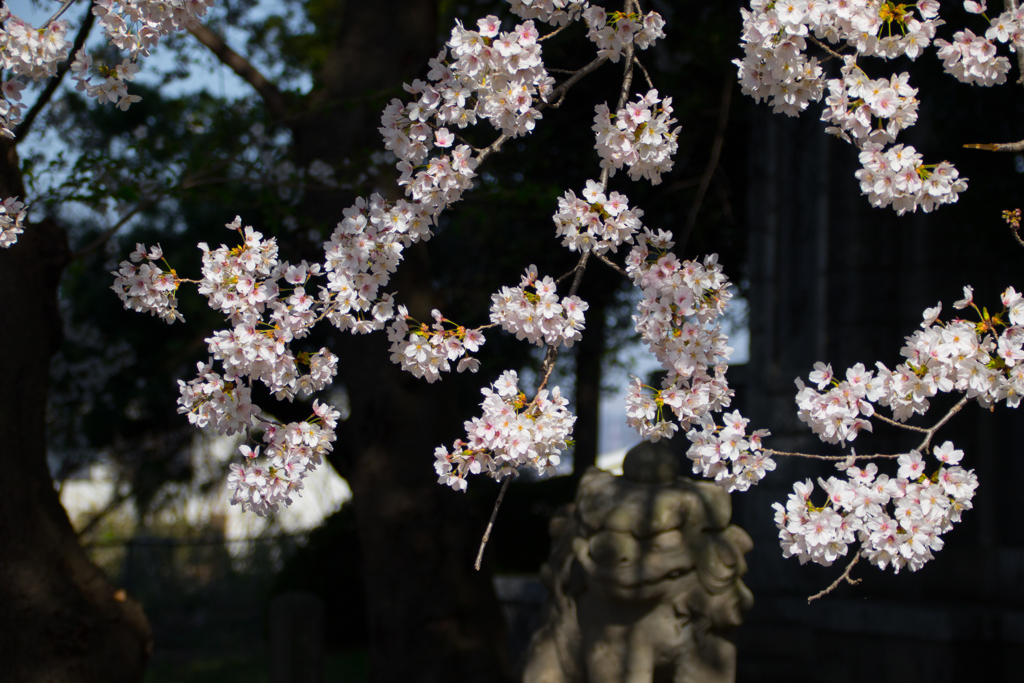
[434,370,575,491]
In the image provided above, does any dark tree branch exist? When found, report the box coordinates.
[44,0,78,26]
[188,24,289,120]
[14,5,95,141]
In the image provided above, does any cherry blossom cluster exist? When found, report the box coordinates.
[593,88,680,185]
[934,2,1024,87]
[70,52,141,111]
[796,287,1024,445]
[774,444,978,573]
[624,230,735,441]
[433,370,575,491]
[0,0,213,244]
[552,180,643,254]
[0,7,70,138]
[0,6,70,81]
[582,5,666,63]
[379,14,552,196]
[733,0,976,214]
[489,265,588,347]
[821,64,919,146]
[685,410,775,493]
[322,194,425,334]
[110,243,184,323]
[195,216,282,322]
[180,360,341,516]
[0,195,26,248]
[734,0,940,117]
[226,400,341,515]
[855,143,966,215]
[115,217,344,403]
[507,0,588,26]
[177,360,260,435]
[196,218,344,402]
[387,306,486,382]
[93,0,214,58]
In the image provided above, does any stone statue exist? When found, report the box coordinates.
[522,440,753,683]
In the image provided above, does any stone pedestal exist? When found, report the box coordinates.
[523,441,753,683]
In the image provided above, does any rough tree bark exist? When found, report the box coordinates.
[0,139,153,682]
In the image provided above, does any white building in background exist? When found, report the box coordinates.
[59,433,352,555]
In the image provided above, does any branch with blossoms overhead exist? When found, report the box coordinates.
[0,0,215,248]
[733,0,1024,214]
[5,0,1021,598]
[104,0,1024,596]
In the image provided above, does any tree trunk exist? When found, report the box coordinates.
[0,143,152,682]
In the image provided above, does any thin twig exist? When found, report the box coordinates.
[915,395,969,453]
[873,413,929,433]
[679,74,731,252]
[808,554,861,603]
[568,249,591,296]
[474,475,514,571]
[595,251,626,276]
[767,449,901,461]
[808,34,847,61]
[633,55,654,90]
[549,54,609,109]
[1012,224,1024,249]
[539,22,573,42]
[963,140,1024,152]
[44,0,77,26]
[475,132,510,165]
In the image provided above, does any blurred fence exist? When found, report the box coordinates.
[84,535,549,665]
[86,534,307,655]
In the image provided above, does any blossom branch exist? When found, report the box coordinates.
[475,248,590,569]
[807,553,861,603]
[873,413,929,433]
[808,34,848,62]
[477,54,610,163]
[595,251,627,276]
[548,54,609,109]
[633,55,655,90]
[915,396,969,453]
[963,140,1024,152]
[766,449,901,461]
[44,0,77,27]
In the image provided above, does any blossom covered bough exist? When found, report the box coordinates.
[4,0,1024,598]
